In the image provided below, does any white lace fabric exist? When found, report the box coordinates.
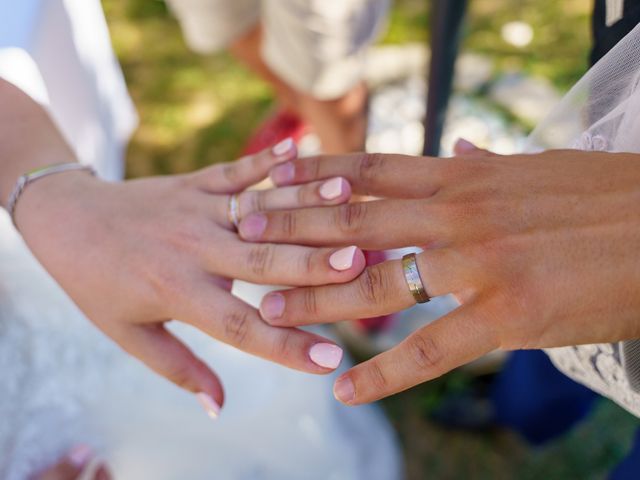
[525,22,640,418]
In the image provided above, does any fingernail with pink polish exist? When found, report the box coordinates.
[68,444,93,468]
[272,137,294,156]
[270,162,295,184]
[454,138,477,154]
[196,392,221,420]
[260,292,285,322]
[334,376,355,404]
[239,213,267,240]
[319,177,344,200]
[329,246,358,271]
[310,343,344,369]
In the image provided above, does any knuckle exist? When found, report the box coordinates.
[302,288,319,316]
[251,191,267,213]
[253,151,274,175]
[251,151,264,168]
[357,153,385,187]
[300,250,315,276]
[164,361,196,391]
[334,202,367,235]
[297,184,308,206]
[246,245,275,277]
[222,163,240,184]
[271,329,296,360]
[407,334,443,371]
[366,360,389,391]
[222,311,251,347]
[356,265,389,304]
[281,211,297,237]
[300,157,320,180]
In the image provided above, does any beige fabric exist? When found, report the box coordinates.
[166,0,389,99]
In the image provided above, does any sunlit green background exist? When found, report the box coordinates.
[101,1,639,478]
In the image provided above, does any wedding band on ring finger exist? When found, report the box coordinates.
[402,253,430,304]
[228,194,241,229]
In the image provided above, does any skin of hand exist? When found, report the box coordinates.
[2,79,365,411]
[14,142,365,411]
[237,144,640,405]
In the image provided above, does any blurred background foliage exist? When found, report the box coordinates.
[103,0,591,177]
[101,1,639,478]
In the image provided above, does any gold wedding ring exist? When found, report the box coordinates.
[228,194,241,229]
[402,253,430,304]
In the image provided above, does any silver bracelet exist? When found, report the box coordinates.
[7,163,96,228]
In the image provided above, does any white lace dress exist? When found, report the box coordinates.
[525,22,640,418]
[0,1,401,479]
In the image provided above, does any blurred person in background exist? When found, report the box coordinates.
[0,1,401,479]
[167,0,390,155]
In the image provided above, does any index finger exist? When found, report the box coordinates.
[269,153,446,198]
[257,249,468,327]
[333,303,498,405]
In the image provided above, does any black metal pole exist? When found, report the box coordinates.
[423,0,468,156]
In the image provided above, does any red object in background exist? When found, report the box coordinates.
[243,109,310,155]
[356,250,397,333]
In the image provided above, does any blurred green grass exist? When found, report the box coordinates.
[101,1,640,478]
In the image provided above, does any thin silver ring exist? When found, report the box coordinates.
[228,194,241,229]
[402,253,430,304]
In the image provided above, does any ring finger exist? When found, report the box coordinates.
[219,177,352,229]
[258,248,474,327]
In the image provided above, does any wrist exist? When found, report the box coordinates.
[14,169,105,236]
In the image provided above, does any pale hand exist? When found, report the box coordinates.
[15,142,364,410]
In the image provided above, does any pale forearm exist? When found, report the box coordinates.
[0,78,76,206]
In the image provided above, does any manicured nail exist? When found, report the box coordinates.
[329,246,357,271]
[270,162,295,184]
[260,292,285,321]
[309,343,344,369]
[334,376,355,404]
[68,444,93,468]
[319,177,344,200]
[196,392,221,420]
[239,213,267,240]
[454,137,477,154]
[272,137,294,156]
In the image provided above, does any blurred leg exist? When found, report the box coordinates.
[492,350,599,445]
[295,81,367,153]
[228,25,298,112]
[229,25,368,153]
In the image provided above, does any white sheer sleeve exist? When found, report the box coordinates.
[524,22,640,417]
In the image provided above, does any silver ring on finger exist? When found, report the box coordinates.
[228,193,241,230]
[402,253,430,304]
